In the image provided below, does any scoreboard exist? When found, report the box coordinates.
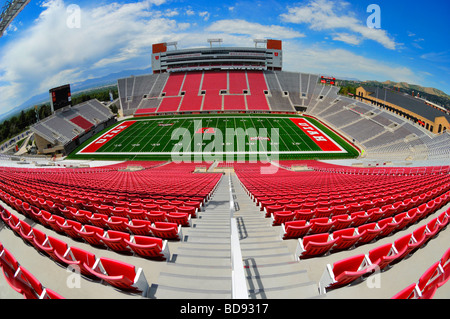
[50,84,72,113]
[321,76,336,85]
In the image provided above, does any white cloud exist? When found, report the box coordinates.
[0,0,185,114]
[207,19,305,39]
[332,33,361,45]
[280,0,398,50]
[282,41,420,84]
[199,11,210,22]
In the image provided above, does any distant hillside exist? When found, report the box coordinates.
[337,78,450,110]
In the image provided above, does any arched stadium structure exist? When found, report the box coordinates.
[0,40,449,302]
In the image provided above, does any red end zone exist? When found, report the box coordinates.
[290,118,342,152]
[79,121,136,153]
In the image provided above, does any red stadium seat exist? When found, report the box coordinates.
[309,217,335,234]
[149,222,182,240]
[281,220,311,240]
[391,283,421,299]
[357,223,382,245]
[418,261,444,299]
[165,212,191,227]
[57,246,97,277]
[320,254,377,293]
[297,233,337,259]
[271,211,295,226]
[126,219,152,235]
[76,225,106,247]
[99,230,132,253]
[124,236,170,260]
[332,228,361,251]
[83,257,149,293]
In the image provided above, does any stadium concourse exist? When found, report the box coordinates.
[0,156,449,300]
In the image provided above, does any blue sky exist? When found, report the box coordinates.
[0,0,449,116]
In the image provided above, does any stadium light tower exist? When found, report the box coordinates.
[0,0,30,38]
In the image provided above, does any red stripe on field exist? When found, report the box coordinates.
[289,118,342,152]
[80,121,137,153]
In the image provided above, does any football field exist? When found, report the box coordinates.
[71,114,359,161]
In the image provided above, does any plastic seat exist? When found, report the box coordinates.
[298,233,337,259]
[309,217,335,234]
[437,247,450,288]
[392,233,415,261]
[271,211,295,226]
[391,283,420,299]
[87,213,109,228]
[57,246,97,276]
[377,217,400,238]
[331,214,355,231]
[281,220,311,239]
[146,211,167,223]
[366,208,385,223]
[314,207,333,219]
[30,229,53,255]
[46,236,70,264]
[126,219,152,235]
[425,217,440,242]
[124,236,169,260]
[73,210,93,224]
[408,225,428,252]
[294,209,315,221]
[0,248,20,272]
[176,206,197,218]
[83,257,148,292]
[368,243,397,270]
[392,212,413,231]
[18,220,34,243]
[76,225,106,247]
[126,209,147,220]
[60,219,84,240]
[357,223,382,245]
[7,214,21,233]
[105,216,129,232]
[265,205,284,217]
[332,228,361,251]
[45,215,66,234]
[323,254,378,291]
[12,266,44,299]
[350,211,370,227]
[149,222,182,240]
[99,230,131,253]
[437,211,449,230]
[165,212,191,227]
[418,261,444,299]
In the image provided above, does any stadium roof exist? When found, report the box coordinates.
[362,85,450,122]
[0,0,30,38]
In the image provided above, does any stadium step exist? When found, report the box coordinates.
[230,173,321,299]
[151,174,233,299]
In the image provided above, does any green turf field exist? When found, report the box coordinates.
[69,114,360,161]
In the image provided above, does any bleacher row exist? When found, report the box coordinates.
[392,246,450,299]
[0,162,223,298]
[119,71,320,116]
[305,90,450,161]
[0,239,64,299]
[31,100,114,145]
[224,162,450,297]
[319,209,449,298]
[0,206,151,297]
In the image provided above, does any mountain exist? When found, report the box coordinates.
[357,80,450,109]
[379,81,450,99]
